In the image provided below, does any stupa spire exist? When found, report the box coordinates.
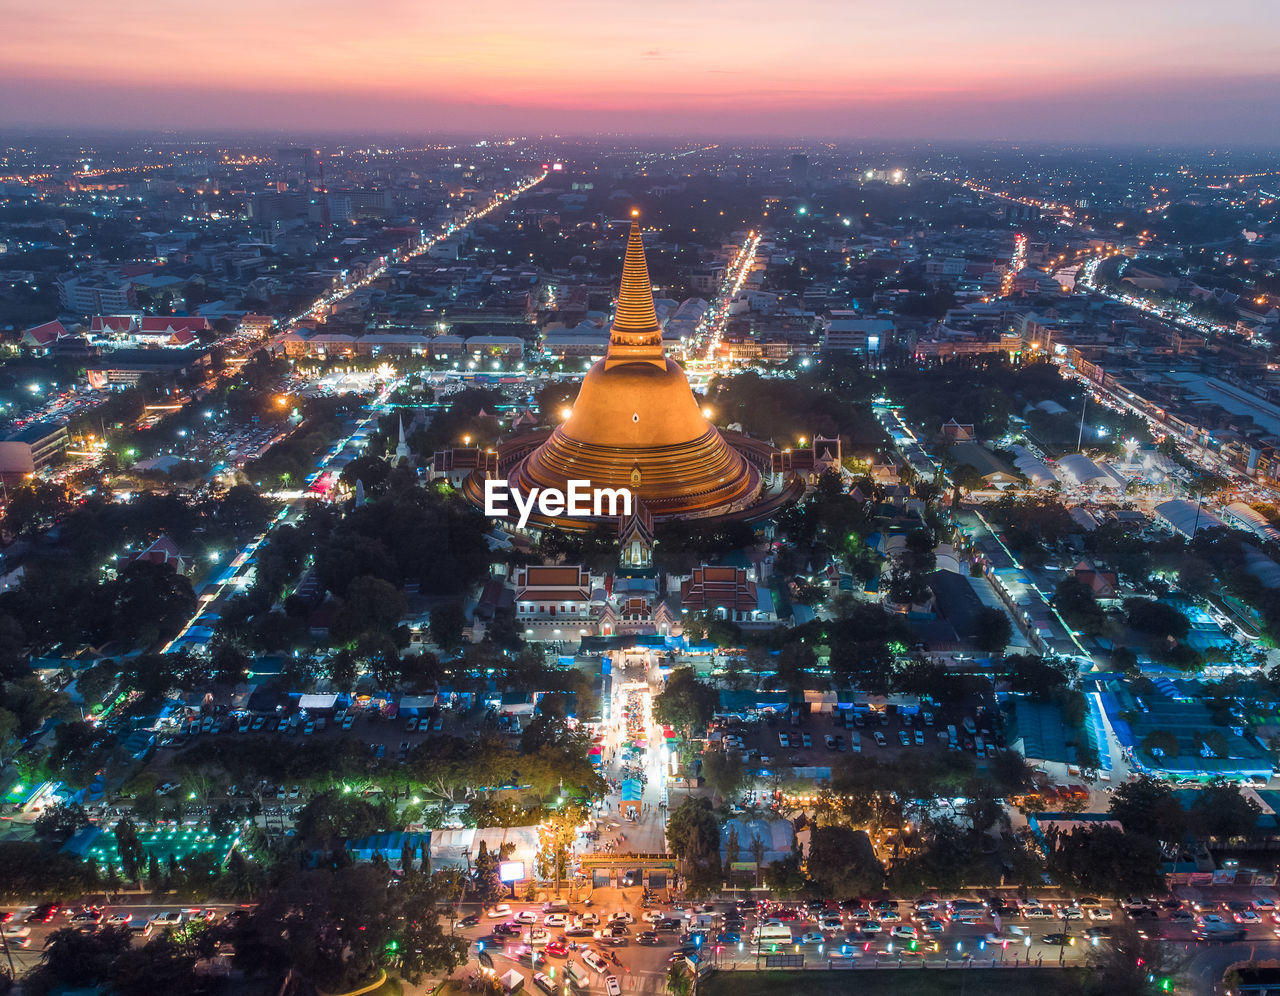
[605,211,666,370]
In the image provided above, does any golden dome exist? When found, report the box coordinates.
[506,216,760,519]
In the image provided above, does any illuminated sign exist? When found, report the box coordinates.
[499,861,525,883]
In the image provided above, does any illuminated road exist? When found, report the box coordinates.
[160,379,402,654]
[684,229,761,378]
[286,170,548,326]
[1077,253,1259,345]
[1000,233,1027,297]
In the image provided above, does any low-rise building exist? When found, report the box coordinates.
[0,421,70,474]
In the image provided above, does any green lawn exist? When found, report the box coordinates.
[702,968,1089,996]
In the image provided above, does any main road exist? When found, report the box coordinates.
[286,170,547,326]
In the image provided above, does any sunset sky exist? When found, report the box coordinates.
[2,0,1278,142]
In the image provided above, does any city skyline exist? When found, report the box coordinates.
[2,0,1279,143]
[3,3,1280,988]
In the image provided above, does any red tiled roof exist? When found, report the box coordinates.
[139,316,211,333]
[90,315,138,333]
[143,535,183,558]
[523,565,588,586]
[23,321,68,345]
[680,565,758,612]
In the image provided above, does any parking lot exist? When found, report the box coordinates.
[149,699,512,798]
[708,703,1006,774]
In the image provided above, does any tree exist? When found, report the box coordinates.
[1005,654,1071,697]
[3,480,72,536]
[229,863,464,990]
[700,749,745,801]
[535,804,586,896]
[666,962,692,996]
[113,818,145,885]
[1124,598,1190,642]
[0,841,99,901]
[665,797,721,893]
[108,931,209,996]
[1046,825,1164,897]
[1054,577,1107,636]
[0,696,21,763]
[1141,730,1180,761]
[470,839,515,906]
[4,672,70,732]
[653,668,717,741]
[807,825,884,898]
[1107,777,1187,845]
[339,453,391,493]
[429,602,468,655]
[23,925,136,996]
[107,560,198,647]
[330,575,406,646]
[764,840,805,896]
[34,802,90,842]
[972,606,1013,655]
[1188,782,1261,840]
[294,790,393,842]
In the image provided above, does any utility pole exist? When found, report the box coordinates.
[1076,395,1088,453]
[0,920,14,979]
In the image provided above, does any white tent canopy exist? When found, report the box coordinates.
[428,828,476,870]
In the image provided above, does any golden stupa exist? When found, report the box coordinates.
[505,214,762,520]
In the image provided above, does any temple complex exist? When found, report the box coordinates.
[463,214,798,528]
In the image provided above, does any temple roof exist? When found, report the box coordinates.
[605,214,666,370]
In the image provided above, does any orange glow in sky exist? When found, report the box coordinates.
[1,0,1278,140]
